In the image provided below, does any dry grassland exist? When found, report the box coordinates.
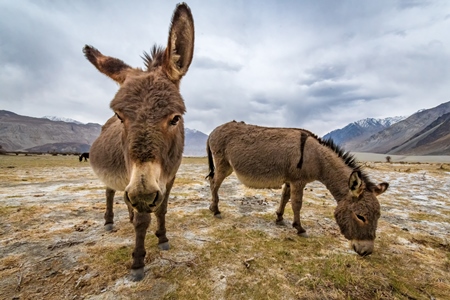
[0,155,449,299]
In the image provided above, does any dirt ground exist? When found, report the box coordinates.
[0,155,449,299]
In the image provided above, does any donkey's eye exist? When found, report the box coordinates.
[170,115,181,126]
[115,113,123,123]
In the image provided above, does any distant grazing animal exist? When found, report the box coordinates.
[79,152,89,162]
[206,121,389,256]
[84,3,194,281]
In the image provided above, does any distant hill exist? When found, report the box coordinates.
[25,142,91,153]
[387,112,450,155]
[353,101,450,155]
[322,101,450,155]
[0,110,208,156]
[184,128,208,156]
[0,110,101,152]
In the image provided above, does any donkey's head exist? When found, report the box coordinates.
[334,170,388,256]
[84,4,194,213]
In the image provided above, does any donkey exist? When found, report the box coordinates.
[79,152,89,162]
[83,3,194,281]
[206,121,389,256]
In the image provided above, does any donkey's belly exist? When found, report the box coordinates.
[90,127,129,191]
[91,164,129,191]
[234,172,284,189]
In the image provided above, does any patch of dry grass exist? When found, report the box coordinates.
[0,154,85,168]
[174,176,204,185]
[410,211,448,223]
[181,156,208,165]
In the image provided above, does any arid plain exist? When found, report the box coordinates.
[0,155,449,299]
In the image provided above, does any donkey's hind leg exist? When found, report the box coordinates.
[276,183,291,225]
[208,161,232,218]
[104,188,115,231]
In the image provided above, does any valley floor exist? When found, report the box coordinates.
[0,155,449,299]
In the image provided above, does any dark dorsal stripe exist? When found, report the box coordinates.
[297,131,309,169]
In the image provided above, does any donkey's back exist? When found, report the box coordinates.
[207,121,312,189]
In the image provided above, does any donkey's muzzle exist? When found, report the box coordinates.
[351,240,374,256]
[125,191,161,213]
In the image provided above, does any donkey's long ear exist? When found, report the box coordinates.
[371,182,389,196]
[83,45,132,84]
[163,3,195,82]
[348,170,364,198]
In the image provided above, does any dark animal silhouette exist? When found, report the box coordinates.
[206,121,389,256]
[79,152,89,162]
[84,3,194,281]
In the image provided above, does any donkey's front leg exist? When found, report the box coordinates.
[276,183,290,225]
[104,188,115,231]
[124,192,135,223]
[154,178,175,251]
[130,212,151,281]
[290,182,307,237]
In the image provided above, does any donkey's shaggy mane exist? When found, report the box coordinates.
[308,132,376,188]
[142,45,165,70]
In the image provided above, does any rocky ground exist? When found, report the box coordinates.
[0,155,449,299]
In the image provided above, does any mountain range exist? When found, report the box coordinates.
[323,101,450,155]
[2,100,449,156]
[0,110,208,156]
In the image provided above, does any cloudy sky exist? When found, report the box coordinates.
[1,0,449,136]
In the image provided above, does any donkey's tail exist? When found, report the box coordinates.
[205,137,215,179]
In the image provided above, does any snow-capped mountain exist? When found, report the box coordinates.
[323,116,406,149]
[355,116,406,128]
[42,116,84,124]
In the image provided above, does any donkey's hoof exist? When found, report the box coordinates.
[158,242,170,251]
[214,213,222,219]
[130,268,145,281]
[276,220,286,226]
[297,232,308,238]
[104,223,114,231]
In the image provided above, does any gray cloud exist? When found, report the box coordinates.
[193,56,242,72]
[1,0,449,137]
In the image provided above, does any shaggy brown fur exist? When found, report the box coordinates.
[83,3,194,281]
[206,121,389,256]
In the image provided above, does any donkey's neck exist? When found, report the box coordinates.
[316,147,354,203]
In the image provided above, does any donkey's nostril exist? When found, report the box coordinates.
[148,192,159,207]
[356,214,366,222]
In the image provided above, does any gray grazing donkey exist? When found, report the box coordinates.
[206,121,389,256]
